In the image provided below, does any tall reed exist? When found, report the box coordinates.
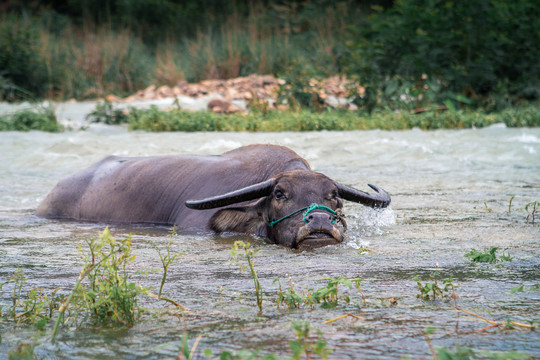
[2,2,359,101]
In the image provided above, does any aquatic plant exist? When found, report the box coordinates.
[86,100,129,125]
[177,333,203,360]
[509,285,525,294]
[6,342,38,360]
[446,287,537,333]
[464,248,512,263]
[289,321,331,360]
[275,276,365,309]
[434,346,530,360]
[210,349,276,360]
[155,227,184,298]
[0,105,63,132]
[507,196,515,214]
[51,227,142,342]
[190,321,330,359]
[426,326,532,359]
[525,201,539,224]
[0,268,64,329]
[413,271,455,301]
[357,245,375,255]
[229,241,263,312]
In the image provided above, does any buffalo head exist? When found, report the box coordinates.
[185,170,390,250]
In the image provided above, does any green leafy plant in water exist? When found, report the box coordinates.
[229,241,263,312]
[86,100,129,125]
[77,228,141,325]
[426,328,531,359]
[435,346,530,360]
[155,227,185,298]
[51,227,142,342]
[274,276,306,309]
[0,267,65,329]
[6,342,38,360]
[525,201,539,224]
[289,321,331,360]
[309,277,363,308]
[507,196,515,214]
[194,321,331,359]
[414,271,455,301]
[509,284,525,294]
[464,247,512,263]
[275,276,365,309]
[0,105,63,132]
[357,245,374,255]
[208,348,276,360]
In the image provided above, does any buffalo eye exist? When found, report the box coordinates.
[274,189,286,200]
[327,191,339,200]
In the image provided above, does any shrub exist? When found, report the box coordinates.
[0,15,49,101]
[0,105,63,132]
[344,0,540,111]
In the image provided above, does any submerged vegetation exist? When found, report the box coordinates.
[229,241,263,312]
[413,271,455,301]
[0,228,185,344]
[275,276,365,309]
[1,227,538,358]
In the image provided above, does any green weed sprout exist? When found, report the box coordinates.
[275,276,365,309]
[525,201,539,224]
[196,322,331,359]
[230,241,263,312]
[464,247,512,263]
[413,271,455,300]
[0,268,64,328]
[435,346,530,359]
[86,100,129,125]
[141,227,186,310]
[289,321,331,360]
[310,277,364,308]
[156,227,185,298]
[51,227,141,342]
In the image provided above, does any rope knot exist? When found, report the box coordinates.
[268,203,345,228]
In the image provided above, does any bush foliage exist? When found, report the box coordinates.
[0,105,63,132]
[124,104,540,132]
[344,0,540,112]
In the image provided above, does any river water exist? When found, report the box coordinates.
[1,124,539,359]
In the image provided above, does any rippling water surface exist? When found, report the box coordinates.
[1,125,539,359]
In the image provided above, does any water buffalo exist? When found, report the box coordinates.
[36,144,390,250]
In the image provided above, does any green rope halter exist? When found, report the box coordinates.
[267,203,337,227]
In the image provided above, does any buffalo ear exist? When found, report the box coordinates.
[209,202,267,237]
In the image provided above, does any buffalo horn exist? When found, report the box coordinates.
[186,178,276,210]
[337,183,391,208]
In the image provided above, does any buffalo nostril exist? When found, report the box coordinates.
[306,212,333,225]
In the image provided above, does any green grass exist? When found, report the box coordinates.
[1,102,538,133]
[124,104,540,132]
